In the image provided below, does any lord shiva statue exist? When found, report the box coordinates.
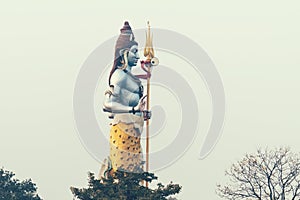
[102,21,151,174]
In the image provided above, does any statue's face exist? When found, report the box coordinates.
[127,45,140,67]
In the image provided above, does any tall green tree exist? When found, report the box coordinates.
[71,171,181,200]
[0,168,41,200]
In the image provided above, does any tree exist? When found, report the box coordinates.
[217,147,300,200]
[70,171,181,200]
[0,167,42,200]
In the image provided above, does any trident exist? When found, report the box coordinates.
[136,21,159,187]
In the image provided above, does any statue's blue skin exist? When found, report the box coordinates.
[127,45,140,66]
[103,45,145,114]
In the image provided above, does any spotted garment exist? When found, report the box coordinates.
[109,114,144,173]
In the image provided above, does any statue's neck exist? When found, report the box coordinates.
[125,65,132,72]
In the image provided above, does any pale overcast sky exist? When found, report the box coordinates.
[1,1,300,199]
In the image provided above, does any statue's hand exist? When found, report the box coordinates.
[133,95,150,120]
[134,95,147,112]
[143,110,151,120]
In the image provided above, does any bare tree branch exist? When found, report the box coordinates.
[217,147,300,200]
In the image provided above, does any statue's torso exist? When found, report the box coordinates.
[109,69,142,107]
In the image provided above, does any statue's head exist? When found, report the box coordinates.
[115,21,139,67]
[109,21,139,85]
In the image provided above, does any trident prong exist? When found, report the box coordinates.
[144,21,155,60]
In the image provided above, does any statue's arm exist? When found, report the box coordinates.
[103,70,141,114]
[103,85,133,113]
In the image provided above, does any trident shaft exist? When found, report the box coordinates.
[142,21,159,187]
